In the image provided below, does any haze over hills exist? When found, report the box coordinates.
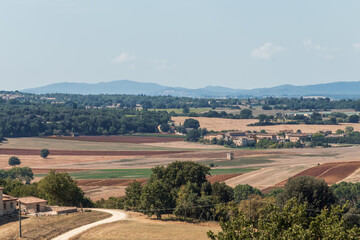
[22,80,360,99]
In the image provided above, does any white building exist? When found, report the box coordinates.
[0,187,18,216]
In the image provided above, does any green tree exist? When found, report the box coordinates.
[159,123,170,133]
[37,170,91,207]
[211,182,234,203]
[182,106,190,114]
[40,149,50,159]
[150,161,210,190]
[185,129,200,142]
[183,118,200,129]
[348,114,360,123]
[330,116,337,124]
[139,179,174,219]
[239,109,253,119]
[8,156,21,167]
[234,184,262,203]
[124,180,142,210]
[278,176,336,213]
[10,167,34,184]
[10,183,39,197]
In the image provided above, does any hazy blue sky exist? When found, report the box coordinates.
[1,1,360,90]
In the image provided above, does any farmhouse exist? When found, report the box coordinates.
[204,133,225,141]
[255,134,277,142]
[233,137,256,147]
[0,187,17,216]
[286,133,310,142]
[225,131,246,141]
[18,196,47,214]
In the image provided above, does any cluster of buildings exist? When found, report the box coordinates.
[0,187,47,216]
[0,93,24,101]
[0,187,76,217]
[204,130,312,147]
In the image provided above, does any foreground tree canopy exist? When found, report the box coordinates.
[208,198,360,240]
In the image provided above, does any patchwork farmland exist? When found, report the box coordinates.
[2,135,360,201]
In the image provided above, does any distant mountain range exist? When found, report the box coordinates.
[22,80,360,99]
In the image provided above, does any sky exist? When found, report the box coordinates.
[1,0,360,91]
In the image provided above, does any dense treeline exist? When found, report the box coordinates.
[265,96,360,110]
[0,101,170,137]
[6,91,360,111]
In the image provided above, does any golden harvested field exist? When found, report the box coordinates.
[71,212,220,240]
[0,211,110,240]
[172,116,360,133]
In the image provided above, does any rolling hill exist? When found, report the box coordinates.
[22,80,360,99]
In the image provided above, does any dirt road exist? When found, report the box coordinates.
[52,209,127,240]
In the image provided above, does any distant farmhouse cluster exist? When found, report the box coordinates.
[203,130,336,147]
[0,93,24,100]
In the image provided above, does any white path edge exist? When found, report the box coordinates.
[52,208,127,240]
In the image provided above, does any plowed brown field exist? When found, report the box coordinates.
[274,161,360,187]
[45,135,184,143]
[207,174,242,184]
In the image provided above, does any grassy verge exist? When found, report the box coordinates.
[0,211,110,240]
[36,168,258,179]
[71,212,220,240]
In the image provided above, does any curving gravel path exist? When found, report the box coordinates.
[52,209,127,240]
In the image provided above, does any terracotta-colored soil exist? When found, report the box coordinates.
[44,135,184,143]
[0,148,188,156]
[272,161,360,188]
[207,174,242,184]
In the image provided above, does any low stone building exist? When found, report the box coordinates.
[0,187,18,216]
[286,133,310,142]
[18,196,47,214]
[224,132,246,141]
[255,134,277,142]
[233,137,256,147]
[204,133,225,141]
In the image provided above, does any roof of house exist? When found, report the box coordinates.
[228,132,246,136]
[3,194,17,202]
[287,133,310,137]
[18,196,47,204]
